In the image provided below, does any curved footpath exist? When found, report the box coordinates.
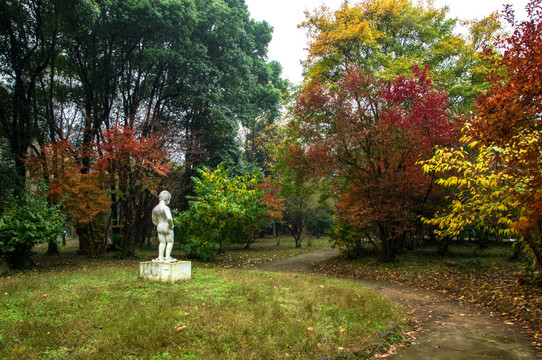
[257,248,538,360]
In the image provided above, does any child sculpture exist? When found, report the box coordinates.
[152,190,177,262]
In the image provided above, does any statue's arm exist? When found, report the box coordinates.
[166,208,173,229]
[152,210,158,226]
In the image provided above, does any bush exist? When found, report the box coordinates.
[329,220,370,259]
[0,190,65,269]
[177,164,268,260]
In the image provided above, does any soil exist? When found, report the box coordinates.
[257,248,539,359]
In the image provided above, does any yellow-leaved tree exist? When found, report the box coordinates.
[420,0,542,275]
[419,127,534,262]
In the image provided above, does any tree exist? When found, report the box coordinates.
[269,119,334,248]
[25,125,169,258]
[257,176,285,235]
[25,139,111,256]
[178,164,268,260]
[277,169,332,248]
[291,66,456,261]
[300,0,500,113]
[421,0,542,274]
[0,140,20,211]
[164,0,285,190]
[0,188,65,269]
[94,125,170,257]
[0,0,66,194]
[1,0,285,211]
[290,0,502,261]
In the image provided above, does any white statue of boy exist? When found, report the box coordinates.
[152,190,176,263]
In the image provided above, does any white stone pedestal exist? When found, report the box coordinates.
[139,261,191,283]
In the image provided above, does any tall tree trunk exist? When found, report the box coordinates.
[46,240,58,255]
[76,223,90,254]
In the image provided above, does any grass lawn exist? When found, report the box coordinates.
[0,236,408,359]
[315,242,542,353]
[214,236,332,269]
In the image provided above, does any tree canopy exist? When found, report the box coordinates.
[421,1,542,273]
[0,0,285,262]
[2,0,541,277]
[299,0,499,112]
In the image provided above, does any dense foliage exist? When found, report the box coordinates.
[299,0,498,112]
[177,164,268,260]
[0,0,283,265]
[0,189,65,268]
[291,67,456,261]
[93,125,170,257]
[288,0,510,262]
[421,1,542,274]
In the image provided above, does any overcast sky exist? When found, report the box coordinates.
[244,0,530,84]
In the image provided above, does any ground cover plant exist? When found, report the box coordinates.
[314,242,542,354]
[0,256,408,360]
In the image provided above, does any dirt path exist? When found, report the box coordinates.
[257,248,538,359]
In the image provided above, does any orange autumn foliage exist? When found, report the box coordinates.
[26,140,110,226]
[257,178,285,222]
[471,0,542,272]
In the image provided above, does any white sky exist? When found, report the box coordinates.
[244,0,530,84]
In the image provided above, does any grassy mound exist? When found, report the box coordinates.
[0,262,407,359]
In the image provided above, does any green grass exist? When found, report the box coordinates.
[351,242,516,271]
[32,236,332,270]
[0,260,407,359]
[214,236,332,268]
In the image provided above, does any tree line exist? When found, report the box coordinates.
[1,0,542,280]
[0,0,285,266]
[289,0,542,277]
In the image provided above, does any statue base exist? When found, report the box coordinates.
[139,260,191,283]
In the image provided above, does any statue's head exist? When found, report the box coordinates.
[158,190,171,205]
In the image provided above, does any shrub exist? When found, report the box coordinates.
[177,164,268,260]
[329,220,370,259]
[0,190,65,269]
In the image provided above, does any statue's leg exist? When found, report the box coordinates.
[165,234,174,259]
[157,234,166,260]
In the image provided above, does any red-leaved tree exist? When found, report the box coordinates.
[292,66,457,261]
[470,0,542,271]
[26,140,111,256]
[93,125,170,257]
